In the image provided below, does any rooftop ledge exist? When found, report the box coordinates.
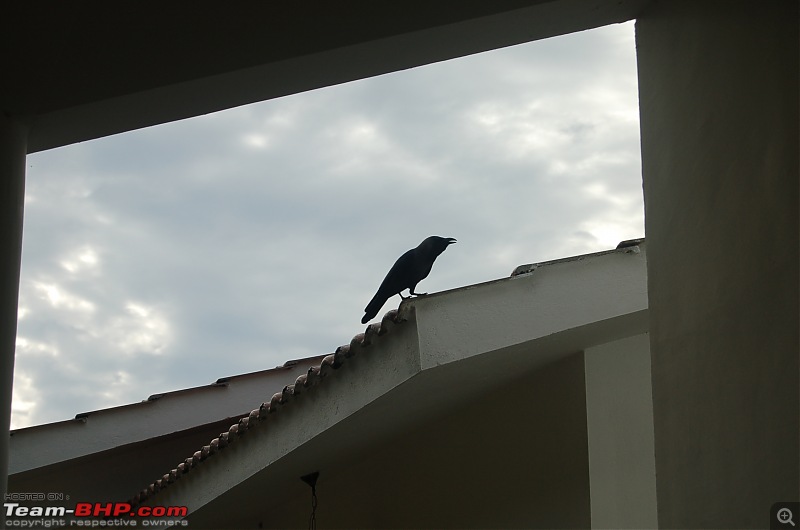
[130,241,648,520]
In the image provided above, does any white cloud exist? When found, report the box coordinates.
[106,303,172,356]
[11,373,38,430]
[99,371,133,403]
[60,245,100,273]
[32,282,95,313]
[15,337,59,357]
[242,134,270,149]
[580,217,644,250]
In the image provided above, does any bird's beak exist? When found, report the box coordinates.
[447,238,457,245]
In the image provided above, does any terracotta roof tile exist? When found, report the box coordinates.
[130,307,407,508]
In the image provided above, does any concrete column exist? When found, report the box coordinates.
[0,115,27,509]
[636,1,799,527]
[584,334,657,529]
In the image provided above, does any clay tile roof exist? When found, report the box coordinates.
[129,308,405,508]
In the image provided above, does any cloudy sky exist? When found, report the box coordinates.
[13,21,643,429]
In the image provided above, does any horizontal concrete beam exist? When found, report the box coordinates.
[413,245,648,369]
[18,0,649,152]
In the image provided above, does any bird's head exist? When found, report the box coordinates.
[420,236,457,257]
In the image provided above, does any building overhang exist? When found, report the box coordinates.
[140,243,648,526]
[3,0,650,153]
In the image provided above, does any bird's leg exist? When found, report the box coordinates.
[408,284,427,297]
[399,291,409,300]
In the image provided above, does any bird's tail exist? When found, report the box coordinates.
[362,292,388,324]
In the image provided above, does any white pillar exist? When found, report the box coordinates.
[0,115,27,514]
[584,334,658,529]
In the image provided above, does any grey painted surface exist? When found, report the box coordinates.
[636,1,799,527]
[585,333,657,529]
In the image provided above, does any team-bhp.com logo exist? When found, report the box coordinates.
[5,502,188,527]
[75,503,186,518]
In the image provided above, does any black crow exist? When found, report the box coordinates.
[361,236,456,324]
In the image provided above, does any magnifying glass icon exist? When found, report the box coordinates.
[778,507,796,527]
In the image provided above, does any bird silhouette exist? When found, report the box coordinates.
[361,236,456,324]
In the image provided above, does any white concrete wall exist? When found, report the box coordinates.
[585,333,657,529]
[636,1,799,527]
[414,246,648,370]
